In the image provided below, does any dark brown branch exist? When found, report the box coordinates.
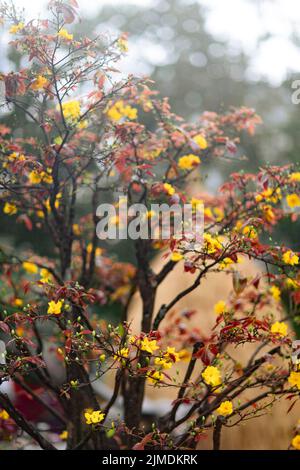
[0,392,57,450]
[213,417,222,450]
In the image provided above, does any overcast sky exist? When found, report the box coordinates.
[3,0,300,84]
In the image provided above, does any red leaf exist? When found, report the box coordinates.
[79,329,92,335]
[132,433,153,450]
[65,338,72,354]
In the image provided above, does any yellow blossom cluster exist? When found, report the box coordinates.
[216,401,233,416]
[140,337,159,354]
[147,370,163,385]
[193,134,208,149]
[22,261,38,274]
[270,285,281,302]
[219,257,235,270]
[255,187,281,204]
[163,183,175,196]
[289,172,300,182]
[0,409,10,420]
[292,435,300,450]
[31,75,49,91]
[57,28,73,41]
[40,268,52,284]
[203,233,222,254]
[242,225,258,239]
[84,409,105,425]
[170,251,183,262]
[178,154,201,170]
[9,22,24,34]
[286,193,300,209]
[214,300,227,315]
[270,321,288,337]
[202,365,222,387]
[113,347,129,362]
[47,299,64,315]
[117,37,128,52]
[28,169,53,185]
[61,100,81,123]
[288,371,300,390]
[107,100,137,122]
[3,202,17,215]
[283,250,299,266]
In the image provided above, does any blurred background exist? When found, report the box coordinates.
[1,0,300,250]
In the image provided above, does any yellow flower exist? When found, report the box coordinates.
[113,347,129,361]
[14,298,23,307]
[84,409,105,425]
[214,300,227,315]
[292,435,300,450]
[95,247,103,257]
[256,187,281,204]
[178,154,201,170]
[154,357,172,369]
[193,134,208,149]
[147,370,163,385]
[140,337,159,354]
[45,192,62,212]
[40,268,52,284]
[204,207,213,219]
[47,300,63,315]
[86,243,93,254]
[288,371,300,390]
[41,171,53,184]
[99,353,106,362]
[286,194,300,208]
[57,28,73,41]
[203,233,222,254]
[73,224,81,236]
[61,100,81,123]
[164,346,180,363]
[59,430,68,440]
[283,250,299,266]
[31,75,49,91]
[28,170,42,185]
[213,207,224,222]
[54,136,63,146]
[191,197,203,210]
[163,183,175,196]
[36,210,44,219]
[178,349,191,362]
[171,251,183,262]
[0,409,9,420]
[107,100,137,122]
[219,257,234,270]
[270,321,288,337]
[9,22,24,34]
[286,278,299,289]
[289,172,300,182]
[270,285,281,302]
[8,152,25,162]
[216,400,233,416]
[3,202,17,215]
[202,366,222,387]
[242,225,258,239]
[263,205,275,223]
[22,261,38,274]
[117,37,128,52]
